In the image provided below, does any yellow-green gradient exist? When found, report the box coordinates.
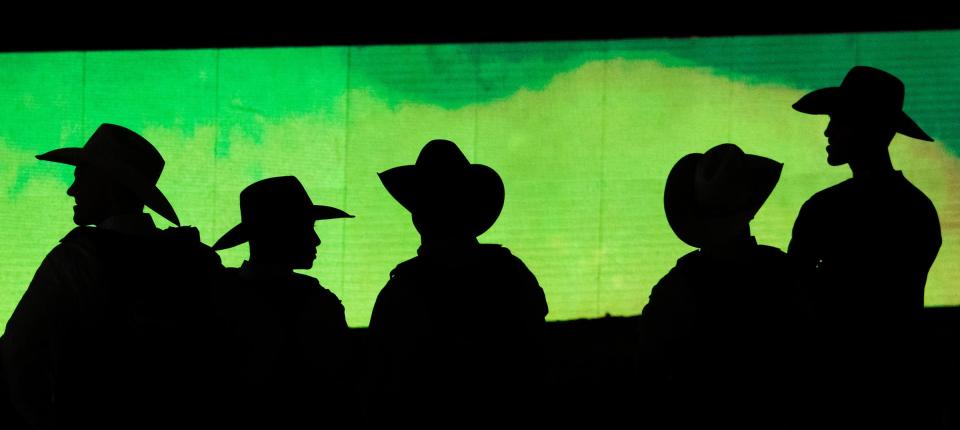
[2,31,958,329]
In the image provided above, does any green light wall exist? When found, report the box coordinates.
[1,30,958,329]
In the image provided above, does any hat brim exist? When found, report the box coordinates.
[36,147,182,226]
[896,112,934,142]
[379,163,505,237]
[664,153,782,248]
[212,223,248,251]
[793,87,933,142]
[792,87,839,116]
[36,147,86,165]
[378,165,419,214]
[211,205,353,251]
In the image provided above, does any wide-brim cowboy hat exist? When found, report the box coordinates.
[212,176,353,251]
[36,123,181,226]
[378,139,504,238]
[793,65,933,142]
[664,143,782,248]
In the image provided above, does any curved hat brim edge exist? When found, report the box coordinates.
[794,88,934,141]
[378,163,505,237]
[37,147,181,226]
[212,205,353,252]
[897,112,934,142]
[664,153,783,249]
[792,87,839,115]
[212,223,247,251]
[36,147,86,165]
[378,165,418,213]
[310,205,355,220]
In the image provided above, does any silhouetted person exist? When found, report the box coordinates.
[211,176,352,429]
[368,139,548,425]
[0,124,223,429]
[640,144,809,428]
[790,66,941,427]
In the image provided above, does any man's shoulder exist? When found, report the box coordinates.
[475,244,538,275]
[805,179,856,206]
[386,245,539,286]
[57,225,211,256]
[283,272,341,305]
[477,243,521,262]
[156,226,222,265]
[389,255,422,279]
[896,175,939,214]
[793,180,859,226]
[51,226,114,260]
[59,225,117,245]
[756,244,789,260]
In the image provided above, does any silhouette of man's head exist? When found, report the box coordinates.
[793,66,933,167]
[67,165,143,226]
[379,139,504,241]
[35,123,180,226]
[212,176,353,270]
[821,111,897,166]
[664,143,782,249]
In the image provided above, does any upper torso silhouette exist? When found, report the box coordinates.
[208,175,354,428]
[216,261,348,428]
[789,171,941,327]
[641,239,809,428]
[788,66,943,427]
[788,171,943,428]
[639,143,811,428]
[2,214,223,430]
[368,240,548,422]
[369,138,548,423]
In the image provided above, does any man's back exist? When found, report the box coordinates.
[216,266,348,428]
[2,224,223,429]
[368,244,548,420]
[640,243,811,428]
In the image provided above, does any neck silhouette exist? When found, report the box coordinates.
[848,147,896,180]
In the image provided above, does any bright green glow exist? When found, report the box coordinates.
[2,31,959,330]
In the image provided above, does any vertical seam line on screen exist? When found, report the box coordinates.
[341,47,352,302]
[727,38,735,145]
[473,46,480,163]
[81,52,87,133]
[596,45,609,318]
[213,49,221,238]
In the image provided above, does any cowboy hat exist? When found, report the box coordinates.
[793,66,932,141]
[664,143,782,248]
[36,123,181,225]
[378,139,504,238]
[212,176,353,251]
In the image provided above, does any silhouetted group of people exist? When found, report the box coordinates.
[639,66,942,428]
[0,66,946,428]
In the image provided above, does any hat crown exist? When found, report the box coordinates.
[664,143,783,249]
[694,144,749,215]
[379,139,505,238]
[239,176,314,226]
[415,139,470,174]
[84,123,165,186]
[838,66,905,115]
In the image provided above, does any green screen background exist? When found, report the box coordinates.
[2,30,958,329]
